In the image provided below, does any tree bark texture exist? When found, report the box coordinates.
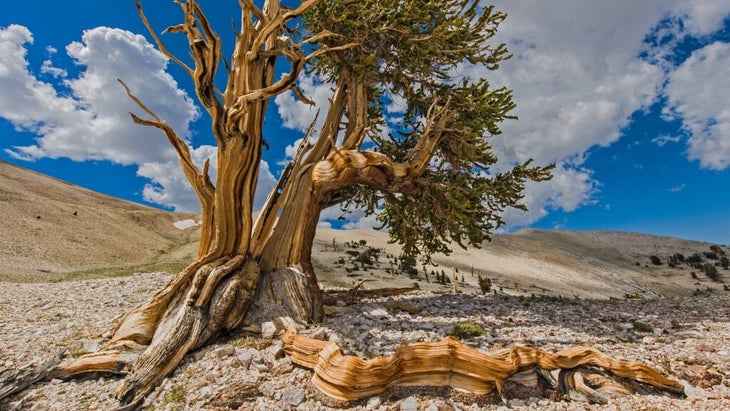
[282,328,685,404]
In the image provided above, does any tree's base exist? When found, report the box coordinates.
[245,266,314,337]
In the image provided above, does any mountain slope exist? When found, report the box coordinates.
[312,227,728,299]
[1,160,727,298]
[0,160,199,282]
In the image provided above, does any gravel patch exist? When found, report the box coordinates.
[1,273,729,410]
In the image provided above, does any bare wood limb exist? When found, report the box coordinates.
[135,2,193,77]
[238,0,265,23]
[118,80,215,206]
[251,112,318,256]
[282,0,320,20]
[0,349,65,401]
[292,85,315,106]
[282,329,684,403]
[342,80,369,150]
[304,77,349,164]
[323,286,417,306]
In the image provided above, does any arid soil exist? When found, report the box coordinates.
[0,160,198,282]
[1,273,729,410]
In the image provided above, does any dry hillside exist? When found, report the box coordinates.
[0,160,199,282]
[1,160,727,300]
[312,227,729,300]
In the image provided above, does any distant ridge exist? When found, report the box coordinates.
[312,225,728,299]
[0,160,198,282]
[1,160,727,299]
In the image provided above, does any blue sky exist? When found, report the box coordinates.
[1,1,729,245]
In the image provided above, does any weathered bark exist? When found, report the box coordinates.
[0,350,65,401]
[49,255,261,407]
[282,328,685,404]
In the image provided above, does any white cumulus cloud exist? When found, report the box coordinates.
[0,24,277,213]
[470,1,730,228]
[664,41,730,170]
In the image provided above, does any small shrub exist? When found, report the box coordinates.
[702,263,721,282]
[161,385,186,406]
[687,253,704,268]
[710,245,726,256]
[400,255,418,277]
[450,321,487,339]
[624,292,645,300]
[477,275,491,294]
[703,251,719,260]
[229,336,258,348]
[650,255,662,265]
[631,321,654,333]
[720,256,729,270]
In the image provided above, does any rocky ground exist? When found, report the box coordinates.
[1,272,729,410]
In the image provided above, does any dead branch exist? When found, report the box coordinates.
[282,329,684,404]
[0,349,65,401]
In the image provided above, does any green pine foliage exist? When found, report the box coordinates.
[305,1,553,262]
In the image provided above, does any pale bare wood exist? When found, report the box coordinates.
[0,350,65,401]
[282,329,684,403]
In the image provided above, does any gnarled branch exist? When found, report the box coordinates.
[282,328,684,403]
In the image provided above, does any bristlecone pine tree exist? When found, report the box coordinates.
[0,0,685,408]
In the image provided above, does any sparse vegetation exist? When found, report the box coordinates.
[650,255,662,265]
[701,263,721,282]
[229,336,259,348]
[450,321,487,340]
[477,274,491,295]
[631,321,654,333]
[160,385,186,408]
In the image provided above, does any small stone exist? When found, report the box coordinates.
[425,399,454,411]
[619,322,633,330]
[366,396,382,410]
[258,381,276,398]
[261,321,277,338]
[368,307,389,317]
[310,328,327,340]
[399,396,419,411]
[282,388,305,407]
[215,345,236,360]
[273,362,294,375]
[682,380,709,400]
[237,348,258,369]
[82,339,100,353]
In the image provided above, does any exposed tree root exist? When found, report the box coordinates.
[281,328,684,404]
